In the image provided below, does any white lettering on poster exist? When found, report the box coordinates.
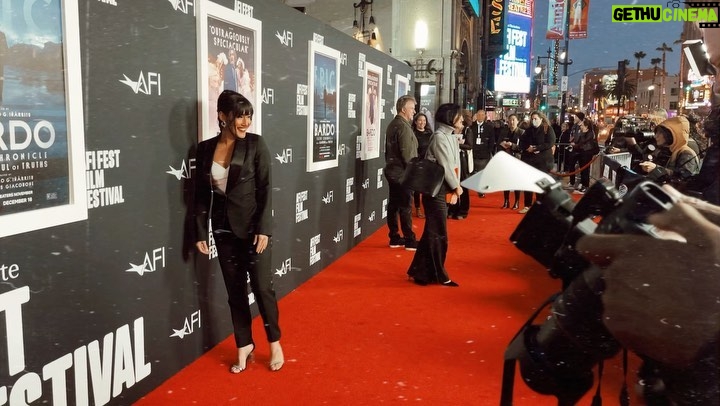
[0,287,151,404]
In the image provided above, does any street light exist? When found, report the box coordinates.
[535,50,573,119]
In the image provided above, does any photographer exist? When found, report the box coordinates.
[634,117,700,183]
[577,187,720,404]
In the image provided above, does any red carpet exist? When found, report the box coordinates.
[135,192,642,405]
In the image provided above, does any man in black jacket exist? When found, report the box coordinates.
[383,95,418,250]
[467,109,496,197]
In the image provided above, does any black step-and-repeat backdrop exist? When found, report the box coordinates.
[0,0,412,404]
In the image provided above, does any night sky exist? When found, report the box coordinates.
[532,0,685,92]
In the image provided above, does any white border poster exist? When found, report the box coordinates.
[361,62,383,161]
[307,41,340,172]
[0,0,87,238]
[395,74,410,102]
[197,2,262,141]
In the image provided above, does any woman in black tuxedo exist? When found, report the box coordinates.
[194,90,284,373]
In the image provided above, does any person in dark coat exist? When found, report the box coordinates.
[518,111,556,214]
[194,90,284,373]
[383,95,419,250]
[412,112,433,218]
[498,114,524,209]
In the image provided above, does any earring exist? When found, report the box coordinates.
[220,120,226,128]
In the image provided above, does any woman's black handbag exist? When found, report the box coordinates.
[400,157,445,197]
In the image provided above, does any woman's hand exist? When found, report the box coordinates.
[254,234,269,254]
[196,241,209,255]
[455,187,463,196]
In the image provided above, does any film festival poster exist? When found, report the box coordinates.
[198,1,262,141]
[394,74,410,105]
[361,62,383,161]
[0,0,87,238]
[307,41,340,172]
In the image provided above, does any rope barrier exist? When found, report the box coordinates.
[549,153,601,178]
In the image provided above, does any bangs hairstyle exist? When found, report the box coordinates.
[435,103,461,127]
[217,90,254,125]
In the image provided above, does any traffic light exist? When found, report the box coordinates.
[540,103,547,111]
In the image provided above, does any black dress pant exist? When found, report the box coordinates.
[387,181,416,241]
[214,232,281,347]
[407,193,451,284]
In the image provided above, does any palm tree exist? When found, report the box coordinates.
[591,80,608,112]
[656,42,673,107]
[633,51,647,104]
[608,72,636,114]
[649,58,662,108]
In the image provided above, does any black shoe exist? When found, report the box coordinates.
[442,280,459,287]
[511,201,519,210]
[501,200,509,209]
[404,239,418,251]
[389,237,404,248]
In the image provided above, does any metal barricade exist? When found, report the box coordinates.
[590,152,632,185]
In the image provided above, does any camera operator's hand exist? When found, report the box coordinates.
[577,189,720,368]
[639,161,657,173]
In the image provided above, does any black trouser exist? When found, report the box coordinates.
[407,193,451,284]
[387,181,416,241]
[577,151,593,187]
[214,232,281,348]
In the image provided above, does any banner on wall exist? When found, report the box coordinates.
[197,2,262,141]
[0,0,86,238]
[394,74,410,102]
[486,0,508,57]
[307,40,340,172]
[361,62,382,161]
[494,0,533,94]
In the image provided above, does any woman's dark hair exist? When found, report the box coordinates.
[217,90,254,128]
[435,103,461,127]
[413,112,428,124]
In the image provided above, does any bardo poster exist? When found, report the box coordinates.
[307,41,340,172]
[0,0,86,238]
[361,62,382,161]
[197,2,262,141]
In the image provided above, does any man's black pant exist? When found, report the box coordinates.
[387,181,416,242]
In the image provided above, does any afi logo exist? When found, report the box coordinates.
[126,247,166,276]
[120,71,161,95]
[170,310,201,339]
[376,168,384,189]
[275,148,293,164]
[333,230,344,243]
[275,258,292,277]
[168,0,194,15]
[166,158,195,180]
[262,88,275,105]
[338,144,348,156]
[362,179,370,189]
[275,30,293,47]
[322,191,333,204]
[340,52,348,66]
[368,211,376,221]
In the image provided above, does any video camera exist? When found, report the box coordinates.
[500,175,675,405]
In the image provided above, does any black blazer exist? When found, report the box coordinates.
[194,133,272,241]
[467,120,497,159]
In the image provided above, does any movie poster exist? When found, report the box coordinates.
[395,74,410,104]
[307,41,340,172]
[0,0,86,238]
[198,2,261,141]
[361,62,382,161]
